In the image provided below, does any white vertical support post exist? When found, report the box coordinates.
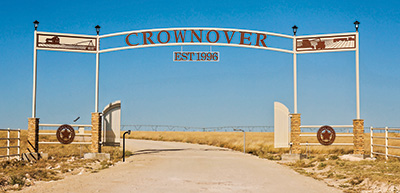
[7,128,10,158]
[355,31,360,119]
[293,35,297,113]
[370,127,373,158]
[17,129,20,156]
[385,127,388,160]
[78,126,85,134]
[95,35,100,112]
[32,29,38,118]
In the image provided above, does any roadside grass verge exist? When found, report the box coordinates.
[285,156,400,192]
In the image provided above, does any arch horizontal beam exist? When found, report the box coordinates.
[296,32,356,38]
[99,27,294,54]
[100,42,293,54]
[37,31,97,38]
[100,27,294,39]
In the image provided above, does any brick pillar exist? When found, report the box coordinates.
[91,112,102,153]
[290,114,301,154]
[353,119,364,155]
[28,118,39,153]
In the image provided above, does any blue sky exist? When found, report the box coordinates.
[0,0,399,129]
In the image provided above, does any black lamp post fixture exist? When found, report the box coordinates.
[354,21,360,32]
[292,25,298,36]
[33,20,39,31]
[123,130,131,162]
[95,25,101,35]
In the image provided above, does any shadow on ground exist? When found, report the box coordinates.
[133,147,231,155]
[134,148,189,155]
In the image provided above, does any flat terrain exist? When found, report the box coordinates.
[19,139,341,193]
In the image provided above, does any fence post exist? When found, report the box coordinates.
[385,127,388,160]
[290,114,301,154]
[353,119,364,155]
[7,128,10,158]
[91,112,102,153]
[18,129,20,158]
[28,118,40,153]
[370,127,373,158]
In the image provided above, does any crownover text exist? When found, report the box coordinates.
[125,29,268,48]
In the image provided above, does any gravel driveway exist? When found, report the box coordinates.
[20,139,341,193]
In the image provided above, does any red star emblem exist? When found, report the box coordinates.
[56,124,75,144]
[61,129,71,140]
[321,130,331,141]
[317,126,336,145]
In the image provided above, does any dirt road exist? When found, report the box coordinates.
[20,139,341,193]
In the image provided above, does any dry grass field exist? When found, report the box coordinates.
[127,130,400,158]
[128,131,285,159]
[127,131,358,156]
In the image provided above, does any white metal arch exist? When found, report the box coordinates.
[31,26,360,120]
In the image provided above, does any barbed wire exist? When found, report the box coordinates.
[121,125,274,132]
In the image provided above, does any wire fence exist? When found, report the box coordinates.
[121,125,274,132]
[299,125,354,146]
[371,127,400,160]
[38,124,92,145]
[0,128,20,159]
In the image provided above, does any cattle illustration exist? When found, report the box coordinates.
[45,36,60,44]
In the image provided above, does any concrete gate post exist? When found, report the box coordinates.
[290,114,301,154]
[28,118,39,153]
[353,119,364,155]
[91,112,102,153]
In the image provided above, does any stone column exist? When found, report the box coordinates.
[353,119,364,155]
[91,112,102,153]
[290,114,301,154]
[28,118,39,153]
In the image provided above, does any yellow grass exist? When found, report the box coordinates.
[128,131,285,158]
[128,131,341,155]
[126,131,400,159]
